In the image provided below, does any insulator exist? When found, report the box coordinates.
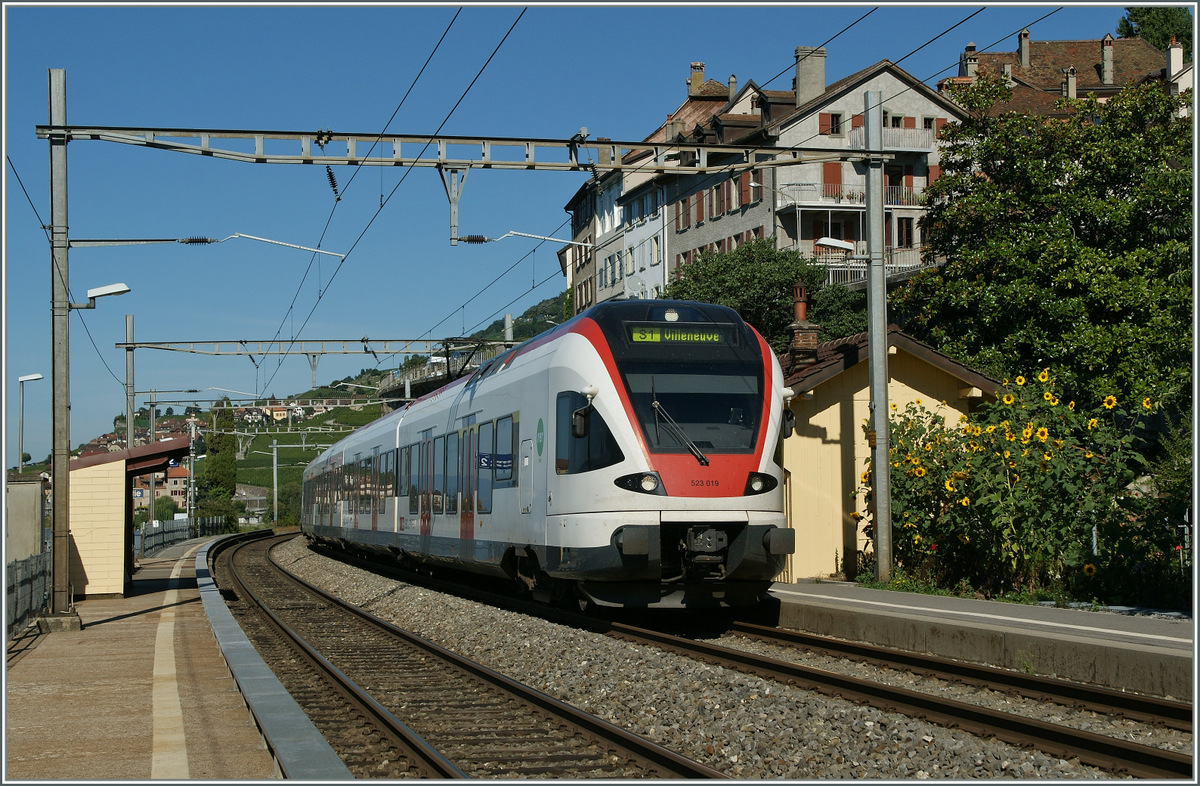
[459,235,489,244]
[179,236,215,245]
[325,166,339,197]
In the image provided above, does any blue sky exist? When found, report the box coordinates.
[4,2,1136,468]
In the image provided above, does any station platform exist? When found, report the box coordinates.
[768,579,1194,700]
[4,537,282,781]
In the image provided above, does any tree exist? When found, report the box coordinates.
[894,73,1192,410]
[198,397,238,526]
[1118,6,1192,60]
[154,495,178,523]
[662,237,866,352]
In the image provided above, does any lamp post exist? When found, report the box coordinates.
[18,373,44,473]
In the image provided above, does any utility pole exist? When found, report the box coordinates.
[864,90,893,582]
[148,390,157,526]
[272,439,279,526]
[125,315,135,449]
[47,68,77,624]
[187,417,198,535]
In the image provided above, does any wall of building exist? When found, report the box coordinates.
[68,461,128,596]
[5,476,47,562]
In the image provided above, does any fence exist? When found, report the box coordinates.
[6,551,51,643]
[137,516,229,557]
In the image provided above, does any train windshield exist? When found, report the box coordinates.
[590,302,765,456]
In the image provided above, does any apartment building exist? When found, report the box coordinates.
[562,47,966,310]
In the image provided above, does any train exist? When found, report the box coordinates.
[300,299,796,609]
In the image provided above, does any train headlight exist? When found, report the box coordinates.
[615,471,666,495]
[743,472,778,495]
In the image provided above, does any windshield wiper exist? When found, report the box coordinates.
[651,379,709,466]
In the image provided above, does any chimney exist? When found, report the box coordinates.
[1002,63,1013,85]
[1018,29,1030,68]
[1063,66,1077,98]
[728,74,737,103]
[961,42,978,78]
[1168,34,1184,78]
[793,46,827,107]
[689,62,705,97]
[788,282,820,371]
[1102,34,1114,85]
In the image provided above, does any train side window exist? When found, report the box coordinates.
[361,457,374,515]
[445,432,459,515]
[495,416,515,486]
[477,421,493,514]
[556,392,625,474]
[409,443,421,514]
[432,436,445,513]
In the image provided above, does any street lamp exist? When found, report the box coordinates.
[69,282,131,310]
[18,373,44,473]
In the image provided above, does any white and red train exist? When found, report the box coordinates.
[301,300,796,608]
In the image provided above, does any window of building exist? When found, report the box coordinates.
[829,112,843,135]
[923,116,936,130]
[891,114,904,128]
[651,235,660,266]
[897,217,914,248]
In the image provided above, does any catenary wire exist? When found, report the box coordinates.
[259,7,524,394]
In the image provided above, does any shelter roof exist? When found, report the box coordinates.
[70,437,191,477]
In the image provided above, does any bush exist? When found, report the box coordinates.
[857,370,1190,608]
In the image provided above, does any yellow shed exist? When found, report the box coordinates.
[67,438,191,598]
[777,325,999,582]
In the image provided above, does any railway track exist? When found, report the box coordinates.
[216,534,723,779]
[603,622,1193,779]
[310,540,1192,779]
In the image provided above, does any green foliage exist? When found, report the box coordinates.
[662,237,866,351]
[857,372,1190,609]
[896,74,1193,410]
[198,397,237,524]
[154,495,178,522]
[1118,6,1193,60]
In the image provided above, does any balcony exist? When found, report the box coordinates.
[848,126,935,152]
[771,183,924,209]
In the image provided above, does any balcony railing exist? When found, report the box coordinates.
[772,183,924,209]
[848,126,935,152]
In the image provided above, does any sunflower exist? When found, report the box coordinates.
[1083,563,1097,576]
[1038,369,1050,383]
[1035,427,1049,442]
[944,479,956,493]
[890,402,897,411]
[1085,450,1094,459]
[1002,393,1014,405]
[1043,452,1052,461]
[1043,391,1054,402]
[1142,397,1152,410]
[1103,395,1117,410]
[1015,376,1026,386]
[960,497,970,507]
[914,466,926,477]
[1049,396,1059,406]
[1068,401,1075,411]
[1087,418,1098,430]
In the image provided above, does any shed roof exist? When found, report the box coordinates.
[781,326,1001,396]
[69,437,191,477]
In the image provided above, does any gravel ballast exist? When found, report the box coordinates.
[272,536,1182,779]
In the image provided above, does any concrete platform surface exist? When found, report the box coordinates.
[770,579,1194,700]
[5,538,279,781]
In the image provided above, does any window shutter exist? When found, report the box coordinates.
[851,113,864,129]
[695,190,704,223]
[928,164,941,183]
[818,112,832,134]
[739,171,750,204]
[903,116,916,129]
[935,118,947,137]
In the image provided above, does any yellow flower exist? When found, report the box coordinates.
[1048,396,1058,407]
[1068,401,1075,410]
[914,466,926,477]
[924,443,933,452]
[1087,418,1098,430]
[1038,369,1050,383]
[1043,391,1054,402]
[1085,451,1094,459]
[890,402,897,410]
[850,511,863,521]
[1015,376,1026,386]
[1043,452,1052,461]
[915,398,923,406]
[1012,474,1020,482]
[1035,427,1049,442]
[957,534,970,544]
[944,479,956,493]
[1008,460,1017,468]
[860,470,870,483]
[1142,397,1152,410]
[1103,395,1117,410]
[1022,425,1034,439]
[960,497,970,506]
[985,425,996,433]
[1002,393,1014,405]
[1083,563,1097,576]
[913,534,921,545]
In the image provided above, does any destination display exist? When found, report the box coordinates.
[629,324,732,345]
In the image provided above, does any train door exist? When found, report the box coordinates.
[370,449,380,532]
[460,417,477,540]
[519,439,534,514]
[419,432,433,538]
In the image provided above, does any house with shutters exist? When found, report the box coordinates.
[561,49,968,311]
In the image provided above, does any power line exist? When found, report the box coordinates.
[260,7,524,394]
